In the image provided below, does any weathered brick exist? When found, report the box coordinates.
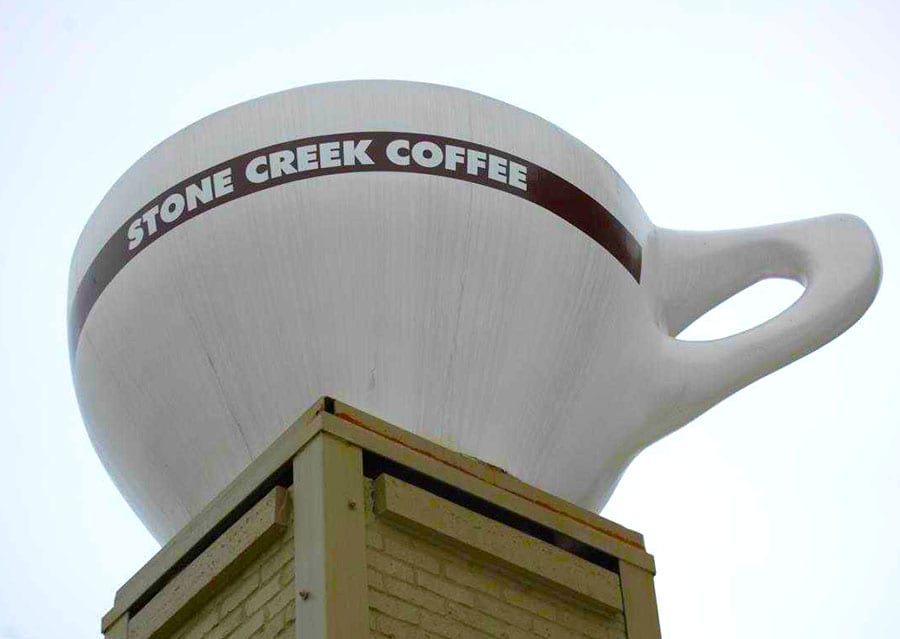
[227,607,265,639]
[531,617,574,639]
[265,579,295,619]
[255,616,287,639]
[283,597,296,623]
[260,536,293,583]
[367,566,386,591]
[369,588,422,624]
[421,610,492,639]
[444,562,503,598]
[384,533,441,574]
[160,470,628,639]
[447,601,510,637]
[244,574,282,614]
[367,523,385,549]
[371,610,426,639]
[417,570,475,606]
[219,568,260,615]
[385,575,448,614]
[164,501,295,639]
[279,562,293,587]
[472,594,533,630]
[558,606,624,639]
[176,606,219,639]
[503,587,557,622]
[494,625,535,639]
[205,607,243,639]
[367,508,624,639]
[369,549,416,582]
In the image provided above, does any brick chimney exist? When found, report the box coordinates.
[101,398,661,639]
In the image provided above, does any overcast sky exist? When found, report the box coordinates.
[1,1,898,638]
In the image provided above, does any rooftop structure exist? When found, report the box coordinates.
[102,398,661,639]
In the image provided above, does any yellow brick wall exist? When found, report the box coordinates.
[364,479,626,639]
[168,491,295,639]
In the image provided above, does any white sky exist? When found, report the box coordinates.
[0,1,897,637]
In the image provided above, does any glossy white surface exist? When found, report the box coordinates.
[69,81,881,542]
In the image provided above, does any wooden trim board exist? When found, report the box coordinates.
[293,432,369,638]
[323,412,655,573]
[332,398,644,548]
[374,473,624,612]
[124,487,289,639]
[619,560,663,639]
[102,401,324,632]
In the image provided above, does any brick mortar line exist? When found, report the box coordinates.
[364,519,623,639]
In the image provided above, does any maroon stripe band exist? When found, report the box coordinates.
[69,131,642,358]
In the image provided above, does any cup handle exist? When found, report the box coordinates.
[646,214,881,421]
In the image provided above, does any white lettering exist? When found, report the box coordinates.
[185,177,213,211]
[160,193,186,223]
[343,139,374,165]
[246,156,269,183]
[141,206,159,236]
[270,150,296,178]
[297,145,318,170]
[444,145,465,171]
[508,161,527,191]
[488,155,508,183]
[412,141,443,168]
[127,218,144,250]
[123,137,532,254]
[319,141,341,168]
[213,168,233,196]
[466,150,487,176]
[387,139,410,165]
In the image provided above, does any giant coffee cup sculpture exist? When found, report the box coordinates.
[69,81,881,542]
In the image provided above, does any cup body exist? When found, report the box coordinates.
[71,80,876,543]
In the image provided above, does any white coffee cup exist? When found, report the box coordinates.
[69,81,881,541]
